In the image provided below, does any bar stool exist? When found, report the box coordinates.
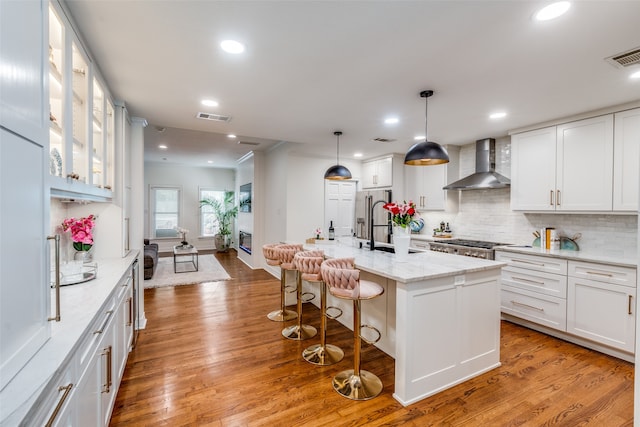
[262,243,297,322]
[321,257,384,400]
[277,245,317,340]
[294,250,344,364]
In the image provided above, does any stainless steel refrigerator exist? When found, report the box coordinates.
[355,189,392,244]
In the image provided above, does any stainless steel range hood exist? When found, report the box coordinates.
[443,138,510,190]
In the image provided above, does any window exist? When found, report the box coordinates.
[150,186,181,238]
[200,188,225,237]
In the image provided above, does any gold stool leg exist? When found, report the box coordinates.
[282,271,317,340]
[267,268,297,322]
[332,299,382,400]
[303,281,343,365]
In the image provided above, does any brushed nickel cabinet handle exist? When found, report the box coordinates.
[102,345,112,393]
[511,300,545,312]
[550,190,554,206]
[556,189,561,206]
[127,297,133,326]
[45,383,73,427]
[93,310,114,334]
[511,258,545,267]
[513,276,545,286]
[47,235,61,322]
[585,270,614,278]
[629,295,633,315]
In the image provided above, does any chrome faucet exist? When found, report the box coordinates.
[369,199,390,250]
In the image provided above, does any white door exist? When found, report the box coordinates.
[324,180,356,238]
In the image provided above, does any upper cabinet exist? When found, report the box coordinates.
[613,108,640,212]
[362,156,393,189]
[511,115,615,212]
[404,145,459,211]
[48,2,114,201]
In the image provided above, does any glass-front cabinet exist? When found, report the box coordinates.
[48,1,113,200]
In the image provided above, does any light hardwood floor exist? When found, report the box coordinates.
[110,250,634,426]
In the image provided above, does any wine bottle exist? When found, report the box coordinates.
[328,221,335,240]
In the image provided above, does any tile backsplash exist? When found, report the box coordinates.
[416,138,638,257]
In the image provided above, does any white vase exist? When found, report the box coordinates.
[393,226,411,262]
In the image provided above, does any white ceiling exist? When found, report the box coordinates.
[64,0,640,169]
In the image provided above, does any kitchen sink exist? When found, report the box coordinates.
[374,246,419,254]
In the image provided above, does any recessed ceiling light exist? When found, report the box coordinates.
[535,2,571,21]
[227,134,237,138]
[414,135,425,141]
[384,117,399,125]
[630,70,640,79]
[354,152,363,158]
[490,112,507,119]
[201,99,218,107]
[207,160,214,164]
[221,40,245,54]
[158,145,168,150]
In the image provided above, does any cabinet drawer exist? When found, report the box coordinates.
[501,266,567,298]
[501,285,566,331]
[568,261,636,288]
[495,251,567,275]
[410,239,429,250]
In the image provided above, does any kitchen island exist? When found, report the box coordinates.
[303,241,506,406]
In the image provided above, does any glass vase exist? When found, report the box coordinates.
[74,248,93,264]
[393,226,411,262]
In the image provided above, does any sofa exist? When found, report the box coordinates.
[144,239,159,280]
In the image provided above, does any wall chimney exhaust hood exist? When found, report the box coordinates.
[443,138,510,190]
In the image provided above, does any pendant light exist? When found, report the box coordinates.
[324,131,352,180]
[404,90,450,166]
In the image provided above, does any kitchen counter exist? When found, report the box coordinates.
[304,240,505,406]
[0,252,139,426]
[495,245,637,268]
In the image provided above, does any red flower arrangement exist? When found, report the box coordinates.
[383,201,417,228]
[61,214,95,251]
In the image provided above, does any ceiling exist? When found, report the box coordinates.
[64,0,640,169]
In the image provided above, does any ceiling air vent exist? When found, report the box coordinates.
[605,47,640,69]
[237,141,260,146]
[196,112,232,122]
[372,137,396,143]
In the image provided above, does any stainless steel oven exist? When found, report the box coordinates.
[428,239,508,260]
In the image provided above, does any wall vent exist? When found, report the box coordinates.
[237,141,260,146]
[372,137,396,143]
[196,112,232,122]
[605,47,640,69]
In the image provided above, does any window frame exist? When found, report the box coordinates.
[199,187,225,237]
[149,185,182,239]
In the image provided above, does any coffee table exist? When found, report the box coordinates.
[173,245,198,273]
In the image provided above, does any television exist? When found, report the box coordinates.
[239,183,251,213]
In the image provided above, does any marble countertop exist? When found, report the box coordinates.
[0,251,139,426]
[304,240,505,283]
[495,246,637,268]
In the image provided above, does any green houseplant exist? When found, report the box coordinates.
[200,191,238,252]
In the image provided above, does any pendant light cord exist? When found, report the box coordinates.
[424,96,428,142]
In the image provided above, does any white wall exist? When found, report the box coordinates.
[144,163,235,252]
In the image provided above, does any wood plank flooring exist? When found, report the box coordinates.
[110,250,634,426]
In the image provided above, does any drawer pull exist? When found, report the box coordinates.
[94,310,114,334]
[511,258,545,267]
[45,383,73,427]
[629,295,633,315]
[512,276,545,286]
[585,270,614,278]
[511,300,544,312]
[102,345,112,393]
[550,190,554,206]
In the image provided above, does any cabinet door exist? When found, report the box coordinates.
[404,166,424,208]
[375,157,393,188]
[76,343,102,427]
[613,108,640,211]
[362,160,377,189]
[0,129,50,390]
[510,126,556,210]
[567,277,636,352]
[0,0,47,142]
[556,115,614,211]
[422,164,446,210]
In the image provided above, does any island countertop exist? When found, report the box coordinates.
[304,240,506,283]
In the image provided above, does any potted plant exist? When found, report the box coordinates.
[200,191,238,252]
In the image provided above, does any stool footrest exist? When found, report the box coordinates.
[325,306,343,320]
[360,324,381,345]
[301,292,315,303]
[285,285,297,294]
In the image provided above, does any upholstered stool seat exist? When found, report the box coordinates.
[321,257,384,400]
[294,250,343,363]
[277,245,317,340]
[262,243,297,322]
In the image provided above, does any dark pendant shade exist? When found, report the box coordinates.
[324,164,352,180]
[404,90,450,166]
[324,130,352,180]
[404,141,450,165]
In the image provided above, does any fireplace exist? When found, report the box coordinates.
[239,231,252,254]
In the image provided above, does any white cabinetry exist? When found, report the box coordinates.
[496,252,568,331]
[613,108,640,211]
[0,0,51,391]
[511,115,614,211]
[362,156,393,188]
[567,261,636,353]
[405,146,459,211]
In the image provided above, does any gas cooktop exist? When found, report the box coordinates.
[432,239,508,249]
